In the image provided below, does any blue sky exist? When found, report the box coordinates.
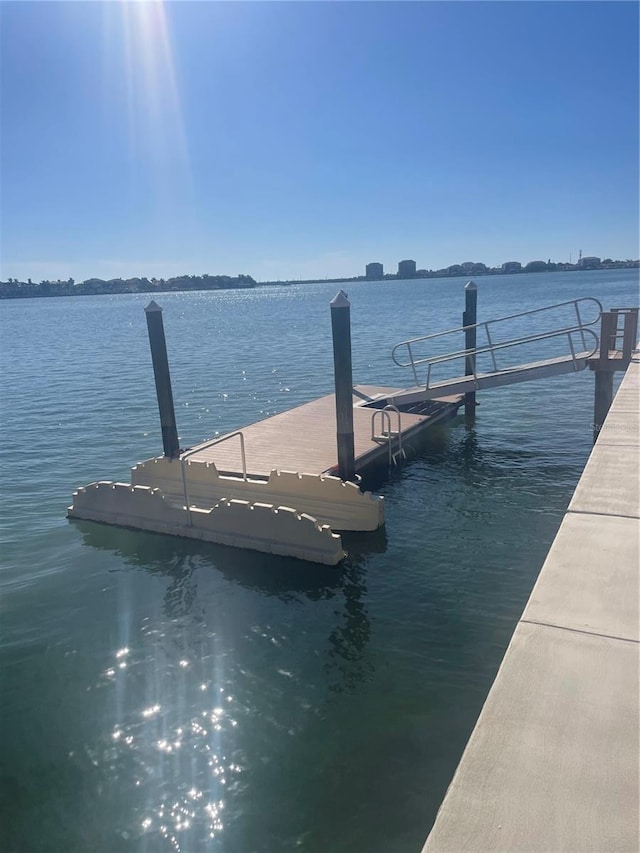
[1,1,638,282]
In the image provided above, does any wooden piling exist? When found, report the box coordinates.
[145,301,180,459]
[463,281,478,420]
[330,291,356,481]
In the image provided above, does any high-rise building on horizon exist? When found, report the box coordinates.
[397,259,417,278]
[578,256,601,269]
[365,262,384,280]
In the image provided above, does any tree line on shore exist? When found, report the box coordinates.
[1,257,638,299]
[0,273,257,299]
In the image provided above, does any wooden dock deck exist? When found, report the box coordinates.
[185,385,463,478]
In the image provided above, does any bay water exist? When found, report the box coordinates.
[1,269,637,853]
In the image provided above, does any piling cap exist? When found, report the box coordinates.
[145,300,162,312]
[330,290,350,308]
[465,280,477,291]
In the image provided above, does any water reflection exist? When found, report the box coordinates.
[97,615,246,851]
[74,521,383,850]
[326,553,373,693]
[76,521,349,604]
[409,418,578,484]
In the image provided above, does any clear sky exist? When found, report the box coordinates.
[1,1,638,282]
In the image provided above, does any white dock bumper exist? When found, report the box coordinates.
[131,456,384,531]
[68,482,345,566]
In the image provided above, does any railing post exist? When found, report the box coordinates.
[622,308,639,364]
[463,281,478,420]
[593,311,616,444]
[181,459,192,527]
[145,301,180,459]
[330,291,356,481]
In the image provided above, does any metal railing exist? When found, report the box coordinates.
[392,297,603,386]
[371,405,405,466]
[423,327,599,390]
[607,308,639,362]
[179,431,247,526]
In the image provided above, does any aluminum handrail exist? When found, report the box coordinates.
[384,404,405,465]
[423,327,599,389]
[371,405,403,466]
[392,297,603,377]
[371,409,390,441]
[180,431,247,526]
[418,326,598,371]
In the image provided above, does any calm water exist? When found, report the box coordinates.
[1,270,638,853]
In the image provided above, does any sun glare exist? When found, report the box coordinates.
[105,1,194,213]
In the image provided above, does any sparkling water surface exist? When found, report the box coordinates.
[1,270,638,852]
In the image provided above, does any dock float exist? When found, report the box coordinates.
[422,348,639,852]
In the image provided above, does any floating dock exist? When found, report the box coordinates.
[422,347,639,852]
[68,291,638,567]
[68,383,462,565]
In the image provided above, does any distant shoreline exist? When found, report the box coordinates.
[1,262,638,300]
[259,262,639,287]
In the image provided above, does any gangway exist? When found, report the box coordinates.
[382,298,604,407]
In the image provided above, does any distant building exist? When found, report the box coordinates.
[578,256,601,269]
[502,261,522,273]
[365,262,384,280]
[461,262,475,273]
[397,259,417,278]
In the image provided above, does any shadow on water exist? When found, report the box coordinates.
[381,414,576,483]
[358,421,455,492]
[75,520,383,695]
[360,418,481,492]
[327,540,380,694]
[75,521,343,599]
[360,411,546,494]
[75,520,386,599]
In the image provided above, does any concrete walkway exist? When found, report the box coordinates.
[423,352,639,853]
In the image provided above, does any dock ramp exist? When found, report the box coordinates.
[382,298,602,407]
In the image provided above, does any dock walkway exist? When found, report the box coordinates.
[185,385,462,478]
[388,350,595,407]
[422,350,639,852]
